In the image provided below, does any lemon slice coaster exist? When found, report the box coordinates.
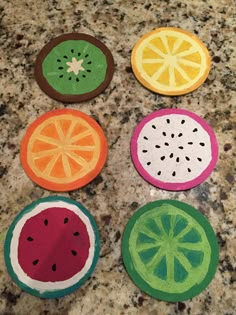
[131,27,211,95]
[122,200,219,302]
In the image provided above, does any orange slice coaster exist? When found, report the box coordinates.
[131,27,211,95]
[20,109,108,191]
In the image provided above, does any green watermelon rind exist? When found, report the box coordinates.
[4,196,100,299]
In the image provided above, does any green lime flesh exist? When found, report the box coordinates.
[122,200,219,302]
[42,40,107,95]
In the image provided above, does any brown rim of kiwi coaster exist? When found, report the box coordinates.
[34,33,115,103]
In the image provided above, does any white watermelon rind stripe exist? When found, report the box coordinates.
[4,196,100,299]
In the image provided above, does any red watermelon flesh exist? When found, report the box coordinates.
[18,207,90,282]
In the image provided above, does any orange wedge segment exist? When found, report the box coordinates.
[20,109,107,191]
[131,27,211,95]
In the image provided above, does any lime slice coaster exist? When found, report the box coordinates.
[122,200,219,302]
[4,196,100,298]
[35,33,114,102]
[130,108,218,191]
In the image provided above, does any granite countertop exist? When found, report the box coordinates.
[0,0,235,314]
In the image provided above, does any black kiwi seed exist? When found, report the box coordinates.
[68,77,72,80]
[63,55,68,59]
[87,61,92,64]
[76,78,79,82]
[86,69,91,72]
[57,59,61,62]
[78,52,81,56]
[59,75,63,78]
[85,54,89,58]
[82,75,86,78]
[71,49,74,53]
[58,67,63,70]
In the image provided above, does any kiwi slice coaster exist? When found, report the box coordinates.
[35,33,115,103]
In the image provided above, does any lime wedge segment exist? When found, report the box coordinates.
[122,200,219,302]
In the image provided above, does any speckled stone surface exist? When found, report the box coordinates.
[0,0,235,314]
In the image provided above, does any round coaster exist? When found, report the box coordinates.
[122,200,219,302]
[35,33,114,102]
[20,108,108,191]
[130,108,218,191]
[131,27,211,95]
[4,196,100,299]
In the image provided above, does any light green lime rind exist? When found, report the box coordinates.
[122,200,219,302]
[42,40,107,95]
[4,196,100,299]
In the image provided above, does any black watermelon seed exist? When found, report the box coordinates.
[178,146,184,149]
[178,133,183,137]
[44,219,48,226]
[157,171,161,175]
[71,250,77,256]
[162,132,166,136]
[164,142,169,146]
[33,259,39,266]
[166,119,170,124]
[172,171,176,176]
[76,78,79,82]
[73,232,80,236]
[188,142,193,145]
[78,52,81,56]
[185,156,190,161]
[169,153,174,158]
[155,145,160,148]
[188,168,191,172]
[171,133,174,138]
[86,69,91,72]
[71,49,74,53]
[160,156,165,161]
[68,77,72,80]
[176,157,180,162]
[85,54,89,58]
[197,157,202,162]
[87,61,92,64]
[59,75,63,78]
[52,264,56,271]
[193,128,198,132]
[57,59,61,62]
[82,75,86,78]
[181,120,185,124]
[147,162,151,165]
[64,218,69,224]
[27,237,34,241]
[144,136,148,140]
[58,67,63,70]
[152,125,156,129]
[200,142,205,146]
[63,55,68,59]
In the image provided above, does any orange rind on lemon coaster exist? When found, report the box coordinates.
[20,109,107,191]
[131,27,211,95]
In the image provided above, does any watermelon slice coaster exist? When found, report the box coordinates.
[4,196,100,298]
[131,108,218,190]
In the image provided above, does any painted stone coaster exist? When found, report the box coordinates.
[131,27,211,95]
[130,108,218,191]
[20,108,108,191]
[4,196,100,299]
[122,200,219,302]
[35,33,114,102]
